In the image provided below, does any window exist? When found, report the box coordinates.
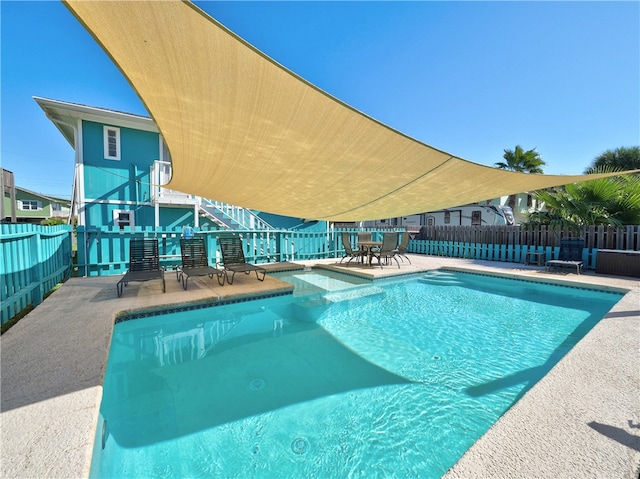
[104,126,121,160]
[444,211,450,224]
[113,210,134,229]
[527,194,533,208]
[471,211,482,225]
[51,202,61,212]
[19,200,41,211]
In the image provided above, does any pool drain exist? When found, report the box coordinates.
[291,437,310,455]
[249,378,266,391]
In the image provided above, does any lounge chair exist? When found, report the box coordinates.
[177,237,225,290]
[393,232,412,264]
[217,235,266,284]
[117,238,165,297]
[372,232,401,268]
[545,237,585,274]
[340,232,365,266]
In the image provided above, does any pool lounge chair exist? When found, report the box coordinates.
[340,232,365,266]
[117,238,165,297]
[218,235,266,284]
[177,237,225,290]
[546,237,585,274]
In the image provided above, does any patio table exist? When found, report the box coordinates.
[358,241,382,266]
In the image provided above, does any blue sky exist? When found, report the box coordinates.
[2,1,639,200]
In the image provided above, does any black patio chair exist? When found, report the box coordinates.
[218,235,266,284]
[117,238,165,297]
[545,237,584,274]
[177,237,225,290]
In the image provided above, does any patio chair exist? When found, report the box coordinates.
[340,232,365,266]
[218,235,266,284]
[371,232,401,269]
[177,237,225,290]
[392,232,412,264]
[117,238,165,297]
[545,237,585,274]
[358,232,372,243]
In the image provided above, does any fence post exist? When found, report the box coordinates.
[33,228,44,307]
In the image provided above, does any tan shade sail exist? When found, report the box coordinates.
[63,0,636,221]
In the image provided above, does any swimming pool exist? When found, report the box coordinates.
[90,269,622,478]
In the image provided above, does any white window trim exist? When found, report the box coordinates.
[103,126,121,161]
[19,200,42,211]
[113,209,134,229]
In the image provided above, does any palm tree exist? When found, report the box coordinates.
[527,170,640,228]
[495,145,546,210]
[584,146,640,173]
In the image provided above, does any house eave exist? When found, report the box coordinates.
[34,97,158,150]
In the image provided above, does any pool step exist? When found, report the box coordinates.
[324,286,385,303]
[294,273,364,292]
[419,271,463,286]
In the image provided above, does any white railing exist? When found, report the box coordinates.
[201,199,275,231]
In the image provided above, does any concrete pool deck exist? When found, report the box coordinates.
[1,255,638,478]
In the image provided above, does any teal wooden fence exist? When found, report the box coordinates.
[1,224,73,324]
[74,226,405,277]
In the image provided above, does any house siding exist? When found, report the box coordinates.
[81,120,159,204]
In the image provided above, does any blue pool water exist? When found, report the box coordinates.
[90,269,622,478]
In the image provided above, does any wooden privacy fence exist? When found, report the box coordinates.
[415,225,640,250]
[409,225,640,269]
[1,224,73,324]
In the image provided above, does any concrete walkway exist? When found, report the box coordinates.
[1,256,638,478]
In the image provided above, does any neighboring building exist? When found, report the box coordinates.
[35,97,317,232]
[12,187,70,224]
[2,170,71,224]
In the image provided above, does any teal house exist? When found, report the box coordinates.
[35,97,318,232]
